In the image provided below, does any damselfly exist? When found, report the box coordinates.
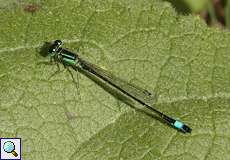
[47,40,192,133]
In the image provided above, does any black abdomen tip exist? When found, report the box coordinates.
[182,125,192,133]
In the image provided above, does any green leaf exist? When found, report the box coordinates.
[1,0,230,160]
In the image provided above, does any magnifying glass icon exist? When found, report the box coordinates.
[3,141,18,157]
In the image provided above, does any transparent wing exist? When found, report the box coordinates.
[76,58,157,106]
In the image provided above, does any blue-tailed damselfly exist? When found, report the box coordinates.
[47,40,192,133]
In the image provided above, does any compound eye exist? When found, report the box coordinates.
[54,40,62,46]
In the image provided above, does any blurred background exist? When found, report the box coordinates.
[1,0,229,29]
[165,0,230,29]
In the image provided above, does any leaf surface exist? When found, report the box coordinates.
[0,0,230,160]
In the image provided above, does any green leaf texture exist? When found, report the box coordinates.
[0,0,230,160]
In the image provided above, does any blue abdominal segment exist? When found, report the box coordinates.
[174,120,183,129]
[163,115,192,133]
[174,120,192,133]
